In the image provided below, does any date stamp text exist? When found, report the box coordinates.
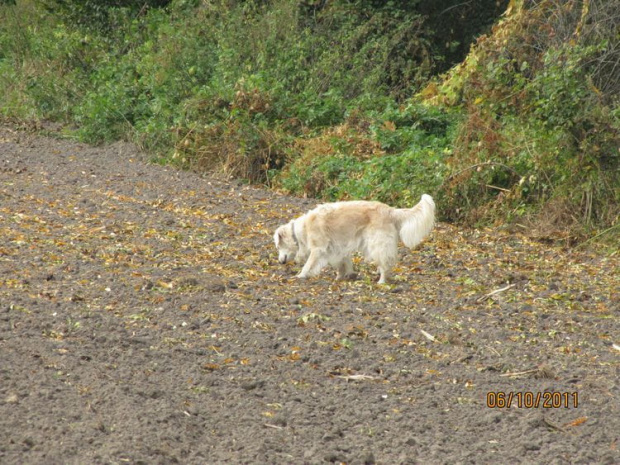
[486,391,578,409]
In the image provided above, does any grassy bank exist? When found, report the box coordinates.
[1,0,618,244]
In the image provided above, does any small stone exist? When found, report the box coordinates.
[241,380,265,391]
[205,279,226,293]
[362,451,376,464]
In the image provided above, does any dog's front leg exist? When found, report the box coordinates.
[336,256,355,280]
[294,242,310,265]
[298,250,327,278]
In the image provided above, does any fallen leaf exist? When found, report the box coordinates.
[566,417,588,427]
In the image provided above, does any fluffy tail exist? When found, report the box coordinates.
[393,194,435,249]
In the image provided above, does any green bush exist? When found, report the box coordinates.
[41,0,171,35]
[430,0,619,237]
[276,102,454,204]
[3,0,615,242]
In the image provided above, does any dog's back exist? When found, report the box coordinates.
[304,201,393,241]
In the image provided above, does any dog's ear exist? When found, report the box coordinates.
[274,229,283,246]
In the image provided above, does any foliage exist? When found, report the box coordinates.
[41,0,172,34]
[426,0,619,240]
[277,104,454,206]
[1,0,617,243]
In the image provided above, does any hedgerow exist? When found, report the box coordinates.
[1,0,617,243]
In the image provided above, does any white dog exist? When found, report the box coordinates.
[274,194,435,283]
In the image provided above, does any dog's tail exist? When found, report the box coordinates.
[393,194,435,249]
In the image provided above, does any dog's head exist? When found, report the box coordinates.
[274,222,299,264]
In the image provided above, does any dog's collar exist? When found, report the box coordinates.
[290,220,299,246]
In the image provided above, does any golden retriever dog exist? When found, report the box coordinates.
[274,194,435,283]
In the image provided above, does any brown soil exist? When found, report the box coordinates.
[1,126,618,464]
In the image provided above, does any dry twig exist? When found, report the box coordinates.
[420,329,436,342]
[335,374,378,381]
[264,423,284,430]
[500,365,555,379]
[500,368,539,378]
[477,284,516,302]
[542,417,567,432]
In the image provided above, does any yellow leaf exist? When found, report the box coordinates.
[383,121,396,131]
[419,82,438,99]
[567,417,587,427]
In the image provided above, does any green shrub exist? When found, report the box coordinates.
[5,0,615,242]
[41,0,171,35]
[276,102,455,205]
[429,0,619,237]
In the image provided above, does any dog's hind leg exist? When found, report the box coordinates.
[336,255,355,280]
[377,265,391,284]
[376,253,396,284]
[298,250,328,279]
[368,232,397,284]
[376,252,396,284]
